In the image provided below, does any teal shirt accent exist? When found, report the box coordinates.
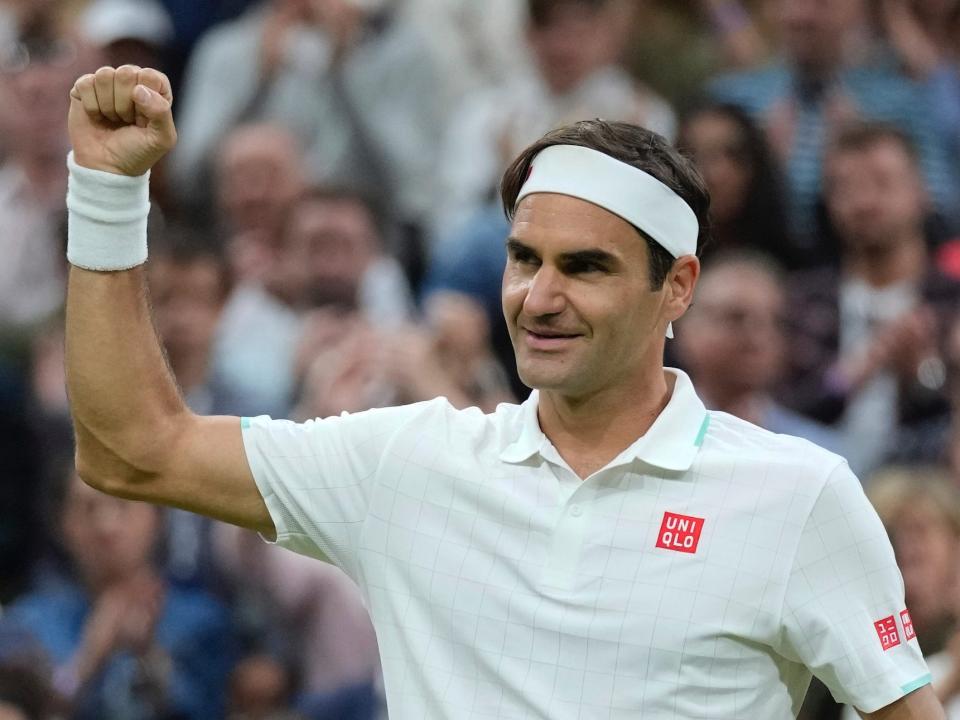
[240,416,251,429]
[694,414,711,447]
[900,673,933,695]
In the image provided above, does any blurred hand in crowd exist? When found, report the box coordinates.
[838,305,941,392]
[879,0,953,79]
[260,0,315,78]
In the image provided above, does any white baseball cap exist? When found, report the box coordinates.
[80,0,174,48]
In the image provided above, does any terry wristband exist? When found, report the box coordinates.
[66,151,151,271]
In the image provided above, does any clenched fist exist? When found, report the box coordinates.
[68,65,177,177]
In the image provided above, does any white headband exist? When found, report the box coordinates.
[514,144,699,259]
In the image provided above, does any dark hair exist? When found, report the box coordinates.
[527,0,609,27]
[500,119,711,288]
[677,102,791,266]
[827,120,919,165]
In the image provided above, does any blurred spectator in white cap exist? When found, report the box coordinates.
[79,0,173,69]
[431,0,676,246]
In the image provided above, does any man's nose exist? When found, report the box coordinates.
[522,266,566,317]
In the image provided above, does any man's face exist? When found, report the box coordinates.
[677,263,786,395]
[825,140,926,252]
[61,475,158,588]
[281,198,377,308]
[216,127,304,236]
[774,0,863,72]
[0,41,80,159]
[503,193,670,397]
[527,3,615,94]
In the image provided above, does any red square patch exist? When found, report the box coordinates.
[655,512,704,554]
[874,615,901,651]
[900,609,916,641]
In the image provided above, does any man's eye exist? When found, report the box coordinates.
[567,261,604,274]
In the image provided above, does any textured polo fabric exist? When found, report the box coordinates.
[241,369,929,719]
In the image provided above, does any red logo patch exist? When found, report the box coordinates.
[655,512,704,554]
[900,609,916,641]
[874,615,901,651]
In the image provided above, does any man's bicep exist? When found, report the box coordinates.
[163,414,275,535]
[858,684,945,719]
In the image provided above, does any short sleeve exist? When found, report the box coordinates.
[776,462,930,713]
[240,401,438,578]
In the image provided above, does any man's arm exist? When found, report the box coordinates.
[66,65,272,533]
[859,684,945,719]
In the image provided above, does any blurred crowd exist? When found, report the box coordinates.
[2,0,960,718]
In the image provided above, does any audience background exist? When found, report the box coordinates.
[2,0,960,718]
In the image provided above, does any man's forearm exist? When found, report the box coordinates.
[66,266,187,482]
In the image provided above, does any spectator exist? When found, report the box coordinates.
[2,469,234,720]
[677,102,794,266]
[0,21,81,331]
[214,123,305,284]
[674,251,842,450]
[710,0,960,254]
[171,0,447,235]
[399,0,528,98]
[784,122,959,474]
[433,0,676,242]
[213,187,412,415]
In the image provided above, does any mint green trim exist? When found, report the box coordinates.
[900,673,933,695]
[240,417,251,430]
[694,414,711,447]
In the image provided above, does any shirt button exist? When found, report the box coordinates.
[570,505,583,517]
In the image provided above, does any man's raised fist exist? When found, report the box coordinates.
[68,65,177,177]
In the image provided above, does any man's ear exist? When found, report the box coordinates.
[664,255,700,325]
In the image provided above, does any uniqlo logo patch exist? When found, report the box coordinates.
[874,615,901,651]
[900,609,916,641]
[655,512,704,554]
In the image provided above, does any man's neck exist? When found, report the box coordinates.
[536,367,673,479]
[845,231,927,288]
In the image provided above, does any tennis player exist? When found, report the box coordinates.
[65,66,943,719]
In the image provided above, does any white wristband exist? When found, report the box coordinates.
[66,151,151,271]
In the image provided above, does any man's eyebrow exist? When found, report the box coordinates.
[560,248,618,265]
[505,238,534,253]
[506,239,618,264]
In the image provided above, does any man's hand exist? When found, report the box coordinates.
[68,65,177,176]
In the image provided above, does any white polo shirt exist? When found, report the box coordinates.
[241,369,929,719]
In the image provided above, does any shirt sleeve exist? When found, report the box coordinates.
[240,401,438,579]
[776,462,931,713]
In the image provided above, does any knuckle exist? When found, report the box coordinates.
[94,65,115,78]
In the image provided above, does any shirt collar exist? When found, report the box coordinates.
[499,368,710,473]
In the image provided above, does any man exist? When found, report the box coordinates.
[2,469,234,719]
[674,251,841,453]
[170,0,446,232]
[212,186,413,415]
[783,122,959,475]
[709,0,960,259]
[64,65,941,717]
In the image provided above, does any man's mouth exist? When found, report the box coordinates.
[522,327,581,349]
